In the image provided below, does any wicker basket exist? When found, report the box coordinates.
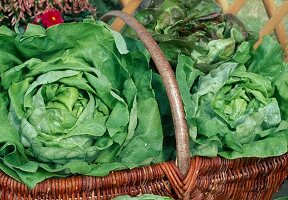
[0,11,287,200]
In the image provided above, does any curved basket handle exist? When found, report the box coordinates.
[101,11,190,176]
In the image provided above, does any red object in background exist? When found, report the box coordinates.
[42,9,64,28]
[33,13,43,24]
[34,9,64,28]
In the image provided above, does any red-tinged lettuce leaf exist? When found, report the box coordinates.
[123,0,250,71]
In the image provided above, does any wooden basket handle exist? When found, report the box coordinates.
[101,11,190,176]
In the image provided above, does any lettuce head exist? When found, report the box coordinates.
[0,22,164,188]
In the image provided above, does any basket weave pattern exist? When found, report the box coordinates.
[0,11,287,200]
[0,154,287,199]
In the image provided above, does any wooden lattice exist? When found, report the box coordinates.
[114,0,288,61]
[216,0,288,61]
[110,0,142,31]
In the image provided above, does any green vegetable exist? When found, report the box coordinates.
[90,0,121,18]
[124,0,248,68]
[274,197,288,200]
[0,22,164,188]
[126,0,288,160]
[176,36,288,158]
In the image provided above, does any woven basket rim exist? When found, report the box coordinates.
[1,153,287,199]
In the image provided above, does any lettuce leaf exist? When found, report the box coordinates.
[176,37,288,158]
[0,22,164,188]
[123,0,250,69]
[125,0,288,160]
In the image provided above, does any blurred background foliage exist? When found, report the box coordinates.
[1,0,286,34]
[0,0,122,28]
[90,0,121,18]
[228,0,287,36]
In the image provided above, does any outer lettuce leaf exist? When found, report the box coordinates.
[248,36,286,83]
[275,71,288,121]
[248,36,288,122]
[176,54,288,159]
[0,22,163,188]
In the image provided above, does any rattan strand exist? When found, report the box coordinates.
[0,153,287,199]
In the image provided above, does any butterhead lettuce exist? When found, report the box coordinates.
[0,22,164,188]
[176,36,288,159]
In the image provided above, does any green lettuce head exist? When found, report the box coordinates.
[0,22,163,188]
[176,37,288,159]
